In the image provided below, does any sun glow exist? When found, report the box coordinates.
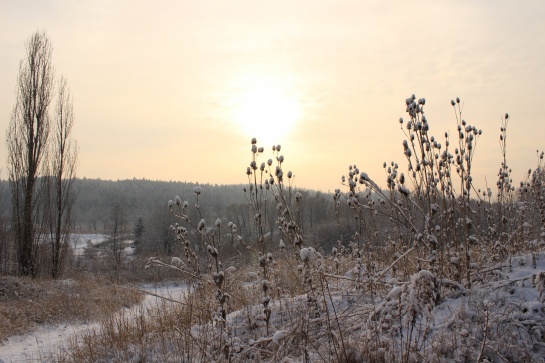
[232,75,301,144]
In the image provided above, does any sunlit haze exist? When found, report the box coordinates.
[1,1,544,192]
[231,72,301,145]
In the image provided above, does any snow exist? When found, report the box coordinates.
[0,322,99,363]
[2,250,545,361]
[70,233,107,256]
[71,233,135,259]
[191,251,545,361]
[386,286,403,300]
[299,247,315,262]
[0,283,187,362]
[398,185,410,196]
[272,330,287,344]
[122,245,136,259]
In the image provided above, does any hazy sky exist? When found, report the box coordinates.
[1,0,544,192]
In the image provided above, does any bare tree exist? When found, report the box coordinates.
[47,77,78,278]
[6,32,54,276]
[5,31,78,277]
[109,203,127,282]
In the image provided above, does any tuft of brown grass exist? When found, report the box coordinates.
[0,276,143,341]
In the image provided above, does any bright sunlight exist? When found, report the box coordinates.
[232,74,301,144]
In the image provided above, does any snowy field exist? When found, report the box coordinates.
[1,250,544,362]
[185,251,545,362]
[0,321,100,363]
[70,233,107,256]
[70,234,135,259]
[0,283,187,362]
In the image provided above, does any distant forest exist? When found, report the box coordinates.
[0,178,238,230]
[72,178,249,232]
[0,178,348,255]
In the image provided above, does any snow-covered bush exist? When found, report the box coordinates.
[328,95,545,362]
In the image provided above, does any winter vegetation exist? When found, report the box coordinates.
[1,32,545,363]
[55,97,545,362]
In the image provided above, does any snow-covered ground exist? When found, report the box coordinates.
[70,233,107,256]
[122,245,137,260]
[2,251,544,362]
[71,234,135,260]
[0,321,100,363]
[0,283,186,363]
[186,251,545,362]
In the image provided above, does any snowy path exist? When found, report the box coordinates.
[0,283,187,363]
[0,322,99,363]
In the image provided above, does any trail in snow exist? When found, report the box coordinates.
[0,283,186,363]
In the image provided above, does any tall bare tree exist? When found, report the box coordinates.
[6,31,78,277]
[6,32,54,276]
[47,77,78,278]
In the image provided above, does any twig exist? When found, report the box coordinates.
[120,285,187,306]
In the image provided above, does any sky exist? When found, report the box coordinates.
[1,0,544,193]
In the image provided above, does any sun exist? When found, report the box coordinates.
[231,75,301,145]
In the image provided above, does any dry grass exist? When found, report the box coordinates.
[56,259,304,362]
[58,285,208,362]
[0,276,143,341]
